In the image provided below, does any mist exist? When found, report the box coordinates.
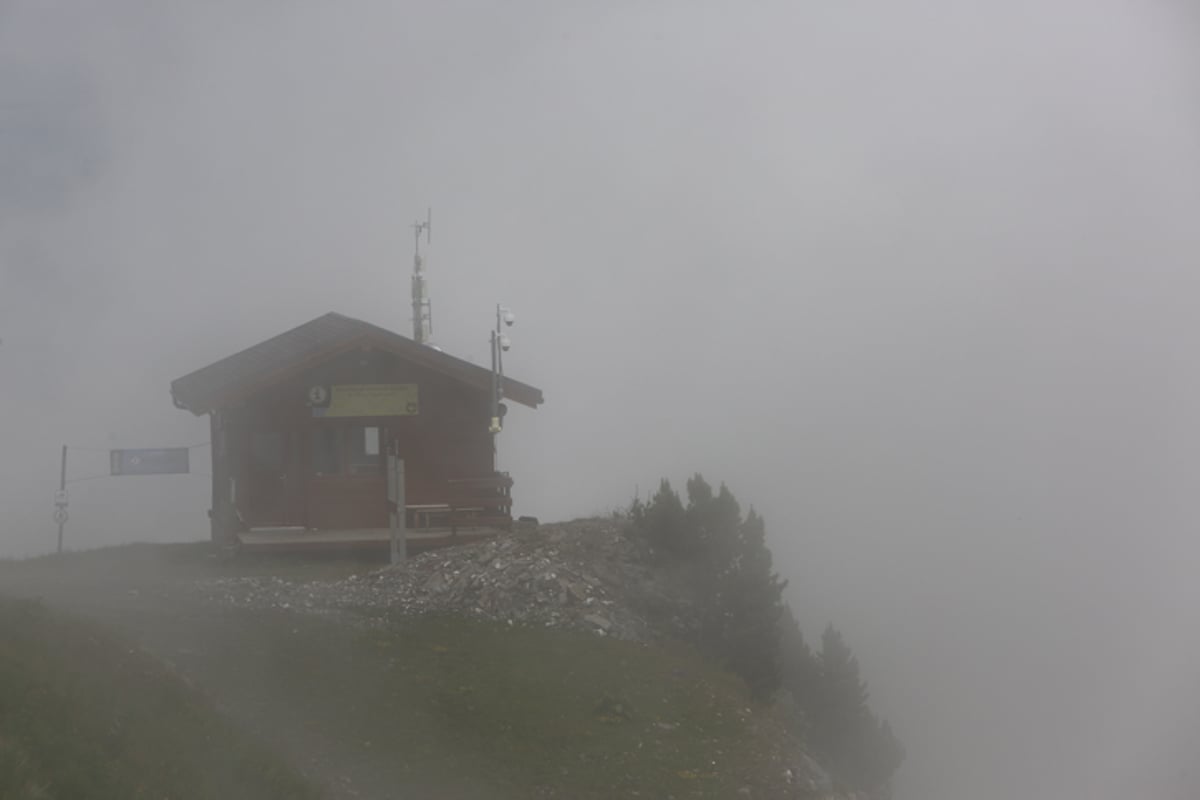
[3,2,1200,798]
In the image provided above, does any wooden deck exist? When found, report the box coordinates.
[236,526,498,554]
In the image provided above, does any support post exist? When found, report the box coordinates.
[57,444,67,554]
[388,450,407,566]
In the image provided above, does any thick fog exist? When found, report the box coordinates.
[3,2,1199,798]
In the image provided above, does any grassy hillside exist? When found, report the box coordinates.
[0,596,321,800]
[1,541,822,798]
[225,612,805,798]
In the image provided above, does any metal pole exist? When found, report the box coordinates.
[489,330,500,432]
[492,305,506,428]
[57,444,66,554]
[496,320,504,391]
[389,452,407,566]
[412,231,423,342]
[411,209,433,345]
[493,304,499,395]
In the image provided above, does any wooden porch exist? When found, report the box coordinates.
[236,526,500,554]
[235,475,516,554]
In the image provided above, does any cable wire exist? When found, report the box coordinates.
[67,441,209,453]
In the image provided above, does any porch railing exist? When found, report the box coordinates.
[404,473,514,534]
[447,473,514,534]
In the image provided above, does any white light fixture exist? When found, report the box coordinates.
[490,304,517,435]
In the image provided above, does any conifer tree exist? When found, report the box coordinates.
[809,623,907,790]
[777,606,819,735]
[634,475,787,698]
[638,479,690,558]
[630,477,903,781]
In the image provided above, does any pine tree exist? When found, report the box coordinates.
[719,508,788,698]
[809,624,906,790]
[777,606,819,736]
[685,475,734,651]
[630,476,902,776]
[638,479,691,559]
[635,475,787,698]
[864,717,906,789]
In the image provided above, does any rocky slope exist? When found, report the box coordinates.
[201,517,701,641]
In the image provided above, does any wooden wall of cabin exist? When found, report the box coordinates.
[222,347,496,531]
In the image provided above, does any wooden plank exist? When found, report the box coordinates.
[307,476,388,529]
[235,526,499,554]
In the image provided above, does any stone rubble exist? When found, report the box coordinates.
[197,518,699,642]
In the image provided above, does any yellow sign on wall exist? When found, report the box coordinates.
[319,384,419,417]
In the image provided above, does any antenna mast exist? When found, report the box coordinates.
[411,208,433,345]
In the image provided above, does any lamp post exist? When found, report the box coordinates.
[490,304,515,434]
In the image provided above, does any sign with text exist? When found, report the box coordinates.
[110,448,190,476]
[312,384,419,418]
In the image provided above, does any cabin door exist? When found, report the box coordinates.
[245,428,304,527]
[306,422,389,529]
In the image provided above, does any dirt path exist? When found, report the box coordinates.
[0,551,491,800]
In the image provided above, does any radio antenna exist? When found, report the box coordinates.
[411,207,433,345]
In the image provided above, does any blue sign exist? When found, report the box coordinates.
[110,448,190,476]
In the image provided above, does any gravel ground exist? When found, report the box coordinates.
[198,518,701,641]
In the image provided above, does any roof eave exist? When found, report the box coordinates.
[171,332,544,414]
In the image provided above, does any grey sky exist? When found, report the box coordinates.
[3,2,1199,798]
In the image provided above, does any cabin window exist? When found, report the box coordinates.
[311,426,340,476]
[346,425,382,475]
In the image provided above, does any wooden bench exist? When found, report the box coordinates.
[406,503,451,530]
[447,474,514,535]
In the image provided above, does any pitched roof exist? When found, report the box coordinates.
[170,312,544,415]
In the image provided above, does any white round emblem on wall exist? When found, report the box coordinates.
[308,385,329,406]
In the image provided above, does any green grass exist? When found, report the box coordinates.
[227,611,799,799]
[0,597,321,800]
[0,542,809,797]
[1,540,379,583]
